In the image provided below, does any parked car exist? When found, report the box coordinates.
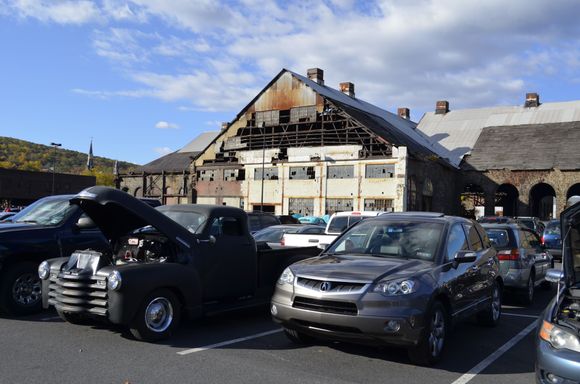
[40,187,319,341]
[516,216,545,235]
[283,211,383,248]
[477,216,516,224]
[542,220,562,260]
[297,216,326,226]
[253,225,326,248]
[0,212,16,222]
[271,212,502,365]
[247,211,281,234]
[535,200,580,383]
[276,215,301,225]
[482,223,552,304]
[0,194,108,316]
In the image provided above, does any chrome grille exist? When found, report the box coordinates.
[47,272,108,316]
[296,277,366,293]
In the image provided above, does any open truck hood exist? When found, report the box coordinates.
[561,200,580,286]
[71,186,195,250]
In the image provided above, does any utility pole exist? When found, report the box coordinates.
[50,142,62,195]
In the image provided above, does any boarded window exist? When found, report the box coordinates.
[364,199,394,211]
[224,169,245,181]
[365,164,395,178]
[254,167,278,180]
[290,106,317,123]
[256,110,280,126]
[289,166,315,180]
[288,198,314,216]
[328,165,354,179]
[197,169,217,182]
[325,198,353,214]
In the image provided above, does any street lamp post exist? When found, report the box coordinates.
[50,142,62,195]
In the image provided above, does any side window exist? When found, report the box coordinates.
[464,224,483,251]
[518,230,531,248]
[210,217,243,237]
[446,224,468,262]
[475,224,492,248]
[526,230,541,249]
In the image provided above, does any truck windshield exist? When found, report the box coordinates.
[159,210,207,233]
[12,197,75,226]
[327,220,443,261]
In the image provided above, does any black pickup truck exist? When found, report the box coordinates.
[40,186,319,341]
[0,194,108,316]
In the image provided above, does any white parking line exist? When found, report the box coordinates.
[502,313,539,319]
[177,329,282,355]
[450,321,537,384]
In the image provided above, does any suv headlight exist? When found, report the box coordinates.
[373,279,416,296]
[107,270,122,290]
[277,267,295,286]
[38,261,50,280]
[540,321,580,352]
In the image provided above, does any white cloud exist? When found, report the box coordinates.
[10,0,101,24]
[155,121,179,129]
[153,146,172,155]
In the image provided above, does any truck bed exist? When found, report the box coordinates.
[256,242,320,289]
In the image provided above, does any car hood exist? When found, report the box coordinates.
[290,254,434,283]
[71,186,196,249]
[561,200,580,286]
[0,222,38,232]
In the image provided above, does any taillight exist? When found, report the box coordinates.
[541,236,545,245]
[497,248,519,261]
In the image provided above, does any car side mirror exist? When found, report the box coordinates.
[197,235,216,246]
[545,269,564,283]
[454,250,477,264]
[76,216,96,230]
[317,243,329,250]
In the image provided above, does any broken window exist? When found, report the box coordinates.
[224,169,245,181]
[197,169,217,182]
[364,198,394,212]
[328,165,354,179]
[254,167,278,180]
[290,106,317,123]
[256,110,280,127]
[288,198,314,216]
[365,164,395,178]
[325,198,353,214]
[289,166,315,180]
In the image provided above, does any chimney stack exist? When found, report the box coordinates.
[435,100,449,115]
[307,68,324,85]
[339,82,355,97]
[221,122,229,131]
[525,92,540,108]
[397,107,410,120]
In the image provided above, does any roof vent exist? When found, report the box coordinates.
[525,92,540,108]
[307,68,324,85]
[435,100,449,115]
[339,82,355,98]
[398,107,410,120]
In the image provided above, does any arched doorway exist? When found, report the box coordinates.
[461,183,485,219]
[530,183,556,220]
[495,184,519,217]
[567,183,580,200]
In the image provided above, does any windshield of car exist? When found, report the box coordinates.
[484,228,510,248]
[11,197,75,226]
[327,220,443,261]
[158,209,207,233]
[544,221,561,235]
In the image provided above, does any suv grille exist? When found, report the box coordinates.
[47,272,108,316]
[296,277,366,293]
[292,296,358,315]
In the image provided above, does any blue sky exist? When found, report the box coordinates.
[1,0,580,165]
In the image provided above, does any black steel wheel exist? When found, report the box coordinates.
[130,289,181,342]
[408,301,448,366]
[0,262,43,316]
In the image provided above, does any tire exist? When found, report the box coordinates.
[283,328,315,345]
[408,301,448,366]
[477,281,502,327]
[521,272,535,305]
[56,308,93,325]
[129,289,181,342]
[0,263,43,316]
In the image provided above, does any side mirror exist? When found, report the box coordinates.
[317,243,329,250]
[454,250,477,264]
[197,235,217,246]
[76,216,96,230]
[545,269,564,283]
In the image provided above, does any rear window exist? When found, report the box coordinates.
[327,216,348,233]
[545,221,561,235]
[518,219,534,230]
[485,229,510,248]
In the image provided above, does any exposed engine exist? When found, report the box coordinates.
[557,288,580,332]
[113,234,174,265]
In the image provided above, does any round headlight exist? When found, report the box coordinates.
[400,280,415,295]
[387,282,399,295]
[107,270,122,290]
[38,261,50,280]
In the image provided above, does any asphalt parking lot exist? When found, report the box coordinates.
[0,285,555,384]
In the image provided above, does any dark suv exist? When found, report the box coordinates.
[271,212,502,365]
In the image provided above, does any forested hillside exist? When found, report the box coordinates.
[0,137,137,185]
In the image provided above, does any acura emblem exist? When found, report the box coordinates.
[320,281,332,292]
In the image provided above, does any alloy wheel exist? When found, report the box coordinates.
[12,273,42,306]
[491,285,501,321]
[428,308,445,357]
